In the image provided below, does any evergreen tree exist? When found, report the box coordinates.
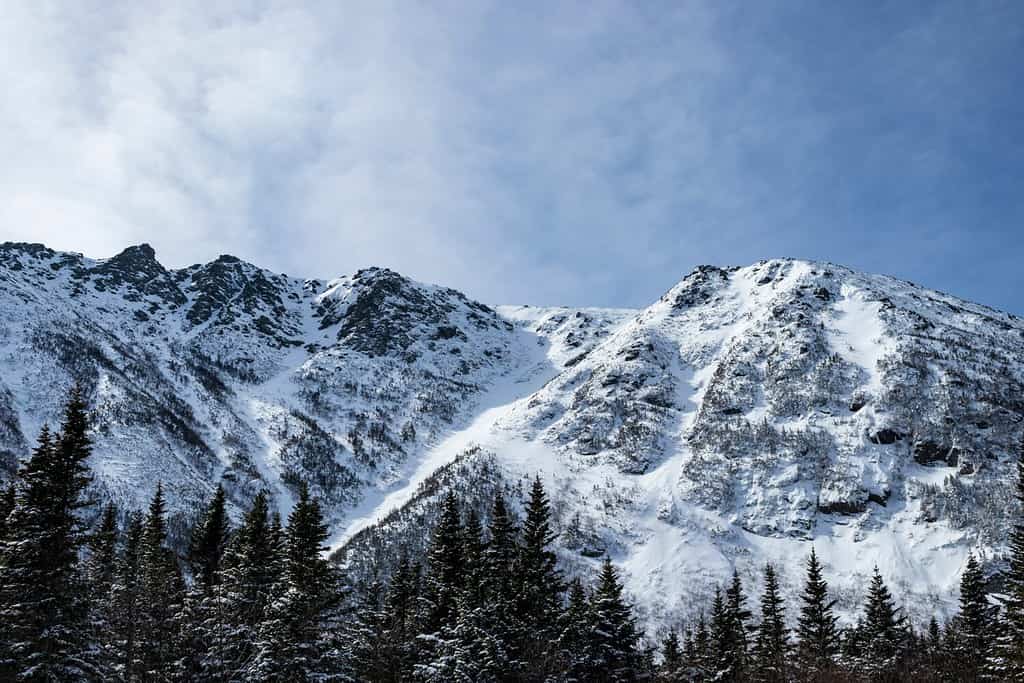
[588,557,640,682]
[518,476,564,642]
[83,502,119,675]
[995,447,1024,679]
[137,483,186,680]
[0,388,97,680]
[957,552,994,677]
[752,563,788,682]
[795,547,840,677]
[710,585,737,680]
[725,569,753,677]
[855,566,907,677]
[249,483,340,681]
[189,483,231,590]
[420,491,463,634]
[110,513,145,679]
[0,482,14,541]
[554,577,592,681]
[658,629,683,681]
[219,490,280,676]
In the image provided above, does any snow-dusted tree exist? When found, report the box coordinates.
[518,476,564,675]
[420,491,464,635]
[137,483,186,679]
[248,483,341,680]
[588,556,640,681]
[993,449,1024,679]
[955,552,994,677]
[0,388,98,680]
[795,547,840,677]
[752,563,789,682]
[189,483,231,590]
[658,629,683,681]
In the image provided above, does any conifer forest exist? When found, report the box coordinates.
[0,390,1022,681]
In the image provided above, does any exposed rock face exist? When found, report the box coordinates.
[3,243,1023,631]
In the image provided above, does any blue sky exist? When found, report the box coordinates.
[3,1,1022,313]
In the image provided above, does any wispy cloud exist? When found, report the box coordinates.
[2,1,1021,312]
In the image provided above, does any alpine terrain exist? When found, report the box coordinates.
[1,240,1022,635]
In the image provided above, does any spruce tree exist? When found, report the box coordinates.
[995,446,1024,679]
[554,577,592,680]
[518,476,564,644]
[137,483,186,679]
[421,491,463,633]
[189,483,231,590]
[0,388,97,680]
[0,482,14,541]
[219,490,280,676]
[659,629,683,681]
[752,563,788,682]
[110,513,144,679]
[795,547,840,677]
[857,566,907,676]
[725,568,753,678]
[249,483,340,681]
[710,586,737,680]
[958,552,993,677]
[84,502,119,674]
[588,557,640,681]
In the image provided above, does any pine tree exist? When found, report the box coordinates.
[995,446,1024,679]
[856,566,907,677]
[554,577,592,681]
[752,563,788,682]
[189,483,231,590]
[0,388,98,680]
[110,513,145,679]
[84,502,119,675]
[137,482,186,680]
[518,476,564,643]
[659,629,683,681]
[588,556,640,682]
[0,482,14,541]
[725,568,753,678]
[795,547,840,677]
[957,552,994,677]
[710,585,737,680]
[249,483,340,681]
[420,491,463,634]
[219,490,280,676]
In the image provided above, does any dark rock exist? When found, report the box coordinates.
[913,440,959,467]
[869,428,902,445]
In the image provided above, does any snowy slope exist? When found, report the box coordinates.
[338,259,1024,632]
[2,243,1023,631]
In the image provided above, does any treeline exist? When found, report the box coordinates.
[3,390,1024,681]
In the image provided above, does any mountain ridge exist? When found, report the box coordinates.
[1,241,1022,631]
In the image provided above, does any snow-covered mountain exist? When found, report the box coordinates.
[2,242,1022,630]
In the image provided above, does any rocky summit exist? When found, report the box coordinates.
[1,242,1022,630]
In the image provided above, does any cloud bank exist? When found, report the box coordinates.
[2,1,1022,311]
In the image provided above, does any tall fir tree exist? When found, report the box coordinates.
[659,629,683,682]
[420,491,464,634]
[109,513,145,679]
[137,483,186,680]
[189,483,231,590]
[752,563,788,682]
[588,557,640,682]
[995,446,1024,679]
[83,502,119,675]
[0,481,14,541]
[795,547,840,677]
[518,476,564,645]
[957,552,994,677]
[0,388,97,680]
[249,483,340,681]
[554,577,592,681]
[855,566,907,677]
